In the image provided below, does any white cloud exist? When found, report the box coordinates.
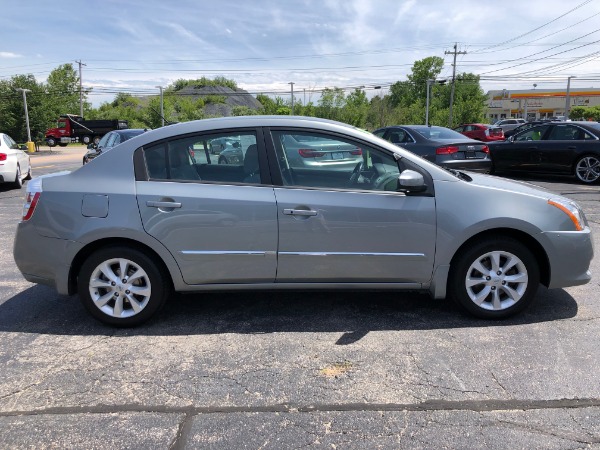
[0,52,22,58]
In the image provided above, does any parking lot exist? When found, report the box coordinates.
[0,147,599,448]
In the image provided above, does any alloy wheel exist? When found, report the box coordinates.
[575,156,600,183]
[464,250,528,311]
[88,258,151,318]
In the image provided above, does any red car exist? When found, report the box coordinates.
[454,123,505,142]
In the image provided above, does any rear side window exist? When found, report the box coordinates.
[143,132,261,184]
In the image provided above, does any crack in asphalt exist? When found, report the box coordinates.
[1,398,599,417]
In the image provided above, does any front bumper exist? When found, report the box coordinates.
[543,228,593,288]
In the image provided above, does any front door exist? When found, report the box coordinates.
[269,129,437,284]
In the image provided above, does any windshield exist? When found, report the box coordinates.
[410,126,468,140]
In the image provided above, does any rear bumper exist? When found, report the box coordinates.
[440,159,492,173]
[13,220,80,295]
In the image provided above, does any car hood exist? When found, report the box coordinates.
[463,171,555,199]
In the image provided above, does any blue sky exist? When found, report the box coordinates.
[2,0,600,106]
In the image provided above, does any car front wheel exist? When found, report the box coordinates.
[13,165,22,188]
[449,237,540,319]
[78,247,170,326]
[574,155,600,184]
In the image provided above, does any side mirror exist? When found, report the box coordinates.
[398,169,427,193]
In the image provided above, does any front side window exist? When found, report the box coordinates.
[271,130,401,192]
[143,132,260,184]
[514,125,551,141]
[387,129,413,144]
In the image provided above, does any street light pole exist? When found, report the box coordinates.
[155,86,164,127]
[16,88,32,145]
[564,76,576,120]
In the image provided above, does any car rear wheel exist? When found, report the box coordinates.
[574,155,600,184]
[449,237,539,319]
[78,247,170,326]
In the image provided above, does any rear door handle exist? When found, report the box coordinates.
[146,201,182,208]
[283,209,317,216]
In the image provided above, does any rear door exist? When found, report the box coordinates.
[135,128,278,285]
[538,124,592,174]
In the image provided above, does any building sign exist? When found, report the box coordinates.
[488,100,503,108]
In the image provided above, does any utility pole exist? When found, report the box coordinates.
[564,76,576,120]
[426,80,433,126]
[445,43,466,127]
[16,88,33,152]
[75,60,87,117]
[155,86,164,127]
[288,82,295,115]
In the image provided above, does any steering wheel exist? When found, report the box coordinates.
[347,161,364,186]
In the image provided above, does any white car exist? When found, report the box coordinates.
[0,133,32,188]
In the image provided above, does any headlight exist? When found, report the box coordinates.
[548,198,585,231]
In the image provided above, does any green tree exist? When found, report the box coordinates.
[570,105,600,121]
[390,56,445,108]
[0,74,46,142]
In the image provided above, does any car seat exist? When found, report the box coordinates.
[243,144,260,183]
[169,147,200,181]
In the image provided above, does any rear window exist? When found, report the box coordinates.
[411,126,467,140]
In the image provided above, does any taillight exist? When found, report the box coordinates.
[298,148,325,158]
[350,148,362,155]
[22,192,40,221]
[0,153,7,162]
[436,146,459,155]
[481,145,490,153]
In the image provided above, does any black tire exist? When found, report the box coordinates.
[46,138,57,147]
[449,236,540,319]
[82,135,92,145]
[574,155,600,184]
[58,143,68,147]
[218,156,228,164]
[24,165,32,180]
[77,246,170,326]
[13,165,22,188]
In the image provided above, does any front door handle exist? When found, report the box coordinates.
[146,201,182,208]
[283,208,318,216]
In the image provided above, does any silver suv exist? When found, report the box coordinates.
[493,118,527,134]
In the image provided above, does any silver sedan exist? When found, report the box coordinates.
[13,116,593,326]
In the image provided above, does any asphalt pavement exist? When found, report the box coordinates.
[0,150,598,448]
